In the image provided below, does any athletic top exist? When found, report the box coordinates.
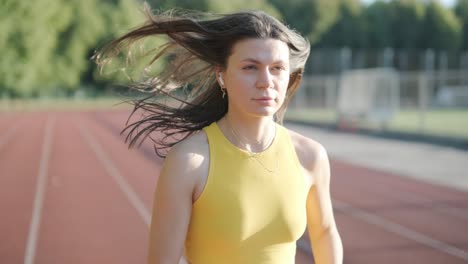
[184,122,309,264]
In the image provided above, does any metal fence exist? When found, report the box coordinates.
[292,69,468,110]
[288,68,468,139]
[306,48,468,74]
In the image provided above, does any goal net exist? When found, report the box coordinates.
[337,68,400,129]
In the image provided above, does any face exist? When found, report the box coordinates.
[220,38,290,119]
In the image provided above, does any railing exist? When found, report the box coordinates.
[287,69,468,139]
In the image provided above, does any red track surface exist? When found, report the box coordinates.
[1,110,467,264]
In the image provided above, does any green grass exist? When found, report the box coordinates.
[285,108,468,139]
[388,110,468,138]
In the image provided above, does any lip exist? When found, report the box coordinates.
[253,97,275,105]
[253,97,274,101]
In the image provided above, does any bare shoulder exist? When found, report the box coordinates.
[161,130,210,201]
[167,130,209,162]
[286,128,329,175]
[164,130,209,175]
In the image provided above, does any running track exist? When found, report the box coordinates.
[1,110,467,264]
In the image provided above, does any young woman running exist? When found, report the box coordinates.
[95,5,343,264]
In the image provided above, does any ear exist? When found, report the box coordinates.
[218,73,225,86]
[215,67,225,87]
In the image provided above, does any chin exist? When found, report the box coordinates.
[231,101,280,118]
[249,106,278,118]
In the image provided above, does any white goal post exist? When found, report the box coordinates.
[336,68,400,128]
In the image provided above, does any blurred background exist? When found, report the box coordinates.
[2,1,468,263]
[1,0,467,142]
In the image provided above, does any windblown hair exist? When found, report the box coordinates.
[93,4,310,157]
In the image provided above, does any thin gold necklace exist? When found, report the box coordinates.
[226,118,279,173]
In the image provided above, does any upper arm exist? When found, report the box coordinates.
[147,134,207,264]
[289,129,337,241]
[304,144,337,241]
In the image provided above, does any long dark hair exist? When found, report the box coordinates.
[93,4,310,157]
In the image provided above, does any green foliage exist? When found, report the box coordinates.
[0,0,141,97]
[149,0,280,17]
[208,0,280,16]
[455,0,468,50]
[2,0,468,98]
[318,0,367,48]
[149,0,209,11]
[421,1,462,50]
[1,0,66,96]
[363,0,426,50]
[317,0,463,50]
[391,0,426,49]
[365,0,395,49]
[268,0,340,45]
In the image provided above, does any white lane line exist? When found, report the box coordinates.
[334,199,468,261]
[24,116,55,264]
[0,122,22,151]
[78,124,151,227]
[79,120,188,264]
[434,206,468,219]
[364,184,468,220]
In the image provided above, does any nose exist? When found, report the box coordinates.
[256,68,273,89]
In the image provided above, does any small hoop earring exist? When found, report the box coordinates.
[221,88,226,99]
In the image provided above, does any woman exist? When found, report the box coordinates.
[94,4,342,264]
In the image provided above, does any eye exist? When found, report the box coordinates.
[242,65,257,70]
[272,65,286,71]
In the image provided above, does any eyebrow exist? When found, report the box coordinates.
[241,58,287,64]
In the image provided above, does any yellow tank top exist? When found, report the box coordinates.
[184,122,309,264]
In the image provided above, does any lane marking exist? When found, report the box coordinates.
[79,118,188,264]
[287,124,468,220]
[434,206,468,219]
[362,183,468,220]
[24,116,55,264]
[78,124,151,227]
[334,199,468,261]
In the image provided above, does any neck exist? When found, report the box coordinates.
[219,112,275,153]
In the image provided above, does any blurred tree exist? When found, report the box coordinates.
[207,0,280,16]
[52,0,144,94]
[150,0,209,11]
[318,0,367,48]
[455,0,468,50]
[85,0,146,87]
[149,0,280,17]
[0,0,67,96]
[391,0,425,50]
[365,1,394,49]
[421,1,462,50]
[268,0,340,45]
[0,0,141,97]
[2,0,466,98]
